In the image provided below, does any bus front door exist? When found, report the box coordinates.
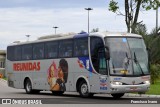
[90,48,109,93]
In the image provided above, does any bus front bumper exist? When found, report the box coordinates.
[109,84,150,94]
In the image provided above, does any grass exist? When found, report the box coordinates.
[146,80,160,95]
[2,77,7,80]
[129,79,160,95]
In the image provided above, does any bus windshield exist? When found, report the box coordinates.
[105,37,149,76]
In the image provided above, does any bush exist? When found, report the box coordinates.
[150,64,160,84]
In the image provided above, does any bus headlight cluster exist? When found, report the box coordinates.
[111,81,123,85]
[143,81,150,84]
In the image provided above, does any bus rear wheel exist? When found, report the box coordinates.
[111,93,124,99]
[79,81,93,98]
[25,79,33,94]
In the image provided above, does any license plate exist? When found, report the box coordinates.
[130,87,137,90]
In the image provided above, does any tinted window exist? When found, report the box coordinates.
[90,37,107,74]
[22,45,32,60]
[33,43,44,60]
[98,48,107,75]
[7,46,21,61]
[74,38,88,56]
[59,40,73,57]
[91,37,104,58]
[45,41,58,58]
[7,46,14,61]
[14,46,21,61]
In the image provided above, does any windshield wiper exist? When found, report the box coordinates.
[112,63,116,74]
[124,52,130,70]
[133,52,145,76]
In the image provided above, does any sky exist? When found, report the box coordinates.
[0,0,159,49]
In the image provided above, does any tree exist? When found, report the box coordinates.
[150,64,160,84]
[91,28,99,32]
[134,23,147,36]
[148,27,160,64]
[133,23,151,47]
[108,0,160,33]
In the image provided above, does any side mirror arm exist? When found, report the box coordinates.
[104,46,110,60]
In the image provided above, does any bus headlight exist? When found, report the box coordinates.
[143,81,150,84]
[111,81,123,85]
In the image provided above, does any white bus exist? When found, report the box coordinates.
[6,32,150,98]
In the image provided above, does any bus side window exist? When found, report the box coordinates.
[45,41,58,58]
[59,40,73,57]
[7,46,21,61]
[22,45,32,60]
[14,46,22,61]
[33,43,44,60]
[74,38,88,57]
[7,46,14,61]
[90,37,107,75]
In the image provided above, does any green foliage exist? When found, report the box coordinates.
[2,77,7,80]
[134,23,148,36]
[149,37,160,64]
[108,0,160,32]
[150,64,160,84]
[109,0,119,13]
[142,0,160,10]
[147,27,160,64]
[146,80,160,95]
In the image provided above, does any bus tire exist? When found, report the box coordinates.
[25,79,33,94]
[79,80,93,98]
[111,93,124,99]
[52,91,64,96]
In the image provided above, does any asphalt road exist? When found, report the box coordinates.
[0,79,159,104]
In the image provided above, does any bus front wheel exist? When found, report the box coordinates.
[79,81,93,98]
[111,93,124,99]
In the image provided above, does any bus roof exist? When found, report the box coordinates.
[8,32,142,46]
[90,32,142,38]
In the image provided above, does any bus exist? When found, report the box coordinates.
[6,32,150,98]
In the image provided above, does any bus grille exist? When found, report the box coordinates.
[122,82,144,85]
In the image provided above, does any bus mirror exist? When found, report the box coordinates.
[105,46,110,60]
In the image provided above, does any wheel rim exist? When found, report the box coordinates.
[26,82,31,92]
[81,83,88,95]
